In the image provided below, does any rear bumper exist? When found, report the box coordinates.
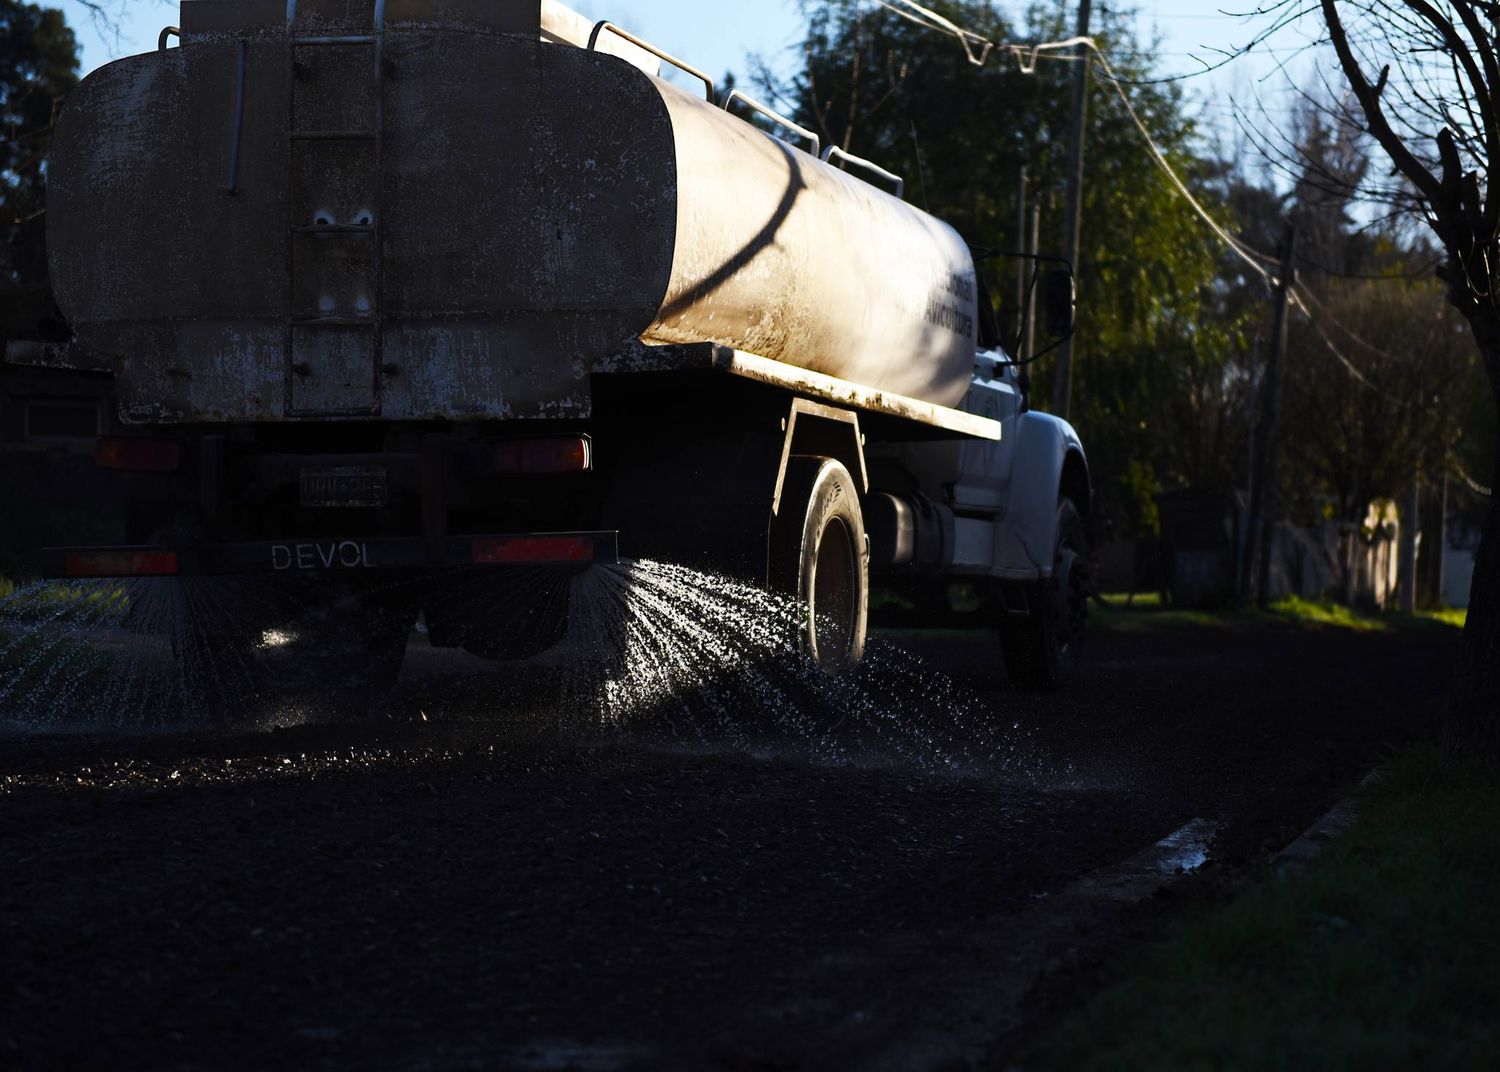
[45,531,619,579]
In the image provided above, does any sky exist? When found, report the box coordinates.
[57,0,1327,129]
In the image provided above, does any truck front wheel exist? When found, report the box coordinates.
[769,456,869,670]
[1001,496,1089,689]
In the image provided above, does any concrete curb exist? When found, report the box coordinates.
[788,817,1221,1072]
[1271,767,1384,878]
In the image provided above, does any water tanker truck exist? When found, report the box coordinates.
[26,0,1093,703]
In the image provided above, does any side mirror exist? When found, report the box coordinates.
[1043,269,1076,338]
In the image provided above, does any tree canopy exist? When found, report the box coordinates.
[1,0,78,290]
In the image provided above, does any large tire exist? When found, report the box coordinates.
[1001,497,1089,689]
[768,456,869,670]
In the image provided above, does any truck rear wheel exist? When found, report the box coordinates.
[1001,497,1088,689]
[769,456,869,670]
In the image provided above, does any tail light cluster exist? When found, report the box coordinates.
[64,550,179,577]
[471,535,595,564]
[95,437,182,473]
[491,436,591,475]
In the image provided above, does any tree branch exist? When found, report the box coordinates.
[1320,0,1450,219]
[1441,0,1500,233]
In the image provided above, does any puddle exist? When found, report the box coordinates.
[1150,816,1216,874]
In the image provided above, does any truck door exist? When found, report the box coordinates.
[949,353,1020,515]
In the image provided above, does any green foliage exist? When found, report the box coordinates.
[1,0,78,287]
[1425,605,1468,629]
[1116,457,1161,535]
[1281,276,1480,525]
[1092,592,1465,633]
[1267,594,1391,632]
[0,579,129,623]
[1037,747,1500,1070]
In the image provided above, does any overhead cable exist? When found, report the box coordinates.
[1451,458,1493,497]
[1292,283,1413,366]
[872,0,994,65]
[867,3,1441,409]
[1287,291,1406,403]
[869,6,1285,285]
[865,4,1431,403]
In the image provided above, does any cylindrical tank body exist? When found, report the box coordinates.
[46,0,978,423]
[644,81,978,406]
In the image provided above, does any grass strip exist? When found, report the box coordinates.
[1093,593,1466,634]
[0,579,130,624]
[1037,748,1500,1070]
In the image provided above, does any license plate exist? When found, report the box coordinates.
[299,466,388,508]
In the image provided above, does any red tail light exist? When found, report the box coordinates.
[491,436,591,475]
[471,536,595,564]
[65,550,179,577]
[95,438,182,473]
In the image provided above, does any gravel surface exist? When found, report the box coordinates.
[0,618,1456,1070]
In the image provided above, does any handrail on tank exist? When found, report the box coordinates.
[587,21,715,103]
[157,26,180,51]
[720,89,821,158]
[821,145,905,200]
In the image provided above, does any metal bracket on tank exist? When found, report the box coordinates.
[586,21,716,102]
[821,145,905,200]
[721,89,821,157]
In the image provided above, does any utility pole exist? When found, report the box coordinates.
[1024,202,1041,359]
[1244,226,1296,608]
[1050,0,1093,418]
[1399,477,1420,613]
[1015,166,1029,349]
[1434,470,1448,607]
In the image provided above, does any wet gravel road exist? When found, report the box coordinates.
[0,620,1457,1070]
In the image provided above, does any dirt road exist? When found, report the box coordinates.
[0,618,1456,1070]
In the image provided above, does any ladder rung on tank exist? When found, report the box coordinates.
[285,0,386,417]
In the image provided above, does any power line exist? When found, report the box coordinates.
[1287,290,1405,403]
[1054,36,1283,284]
[1070,41,1418,401]
[1295,250,1444,281]
[870,1,1413,403]
[1292,282,1416,365]
[865,8,1284,282]
[1451,458,1493,497]
[872,0,995,65]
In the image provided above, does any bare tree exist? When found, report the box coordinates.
[1267,0,1500,762]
